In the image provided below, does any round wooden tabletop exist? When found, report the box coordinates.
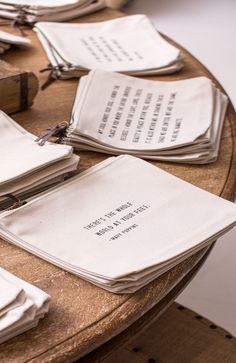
[1,7,236,363]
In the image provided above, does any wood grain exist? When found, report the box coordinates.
[0,7,236,363]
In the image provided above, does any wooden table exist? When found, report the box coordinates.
[1,8,236,363]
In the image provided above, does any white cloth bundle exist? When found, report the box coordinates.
[0,267,50,343]
[0,0,106,24]
[0,111,79,211]
[34,15,182,81]
[0,155,236,293]
[60,69,228,164]
[0,30,30,54]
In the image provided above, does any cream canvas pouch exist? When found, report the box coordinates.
[0,30,31,46]
[0,111,79,207]
[68,70,213,151]
[0,155,236,293]
[34,15,181,76]
[0,0,105,22]
[0,274,25,316]
[63,70,227,164]
[0,267,50,342]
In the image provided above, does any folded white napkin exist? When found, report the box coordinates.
[0,267,50,343]
[0,111,79,210]
[0,155,235,293]
[59,69,227,164]
[34,15,182,82]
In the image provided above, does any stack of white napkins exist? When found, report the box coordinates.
[0,0,105,24]
[0,111,79,211]
[0,267,50,344]
[61,69,228,164]
[0,155,236,294]
[34,15,182,80]
[0,30,30,54]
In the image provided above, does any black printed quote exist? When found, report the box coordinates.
[97,84,182,146]
[83,201,151,242]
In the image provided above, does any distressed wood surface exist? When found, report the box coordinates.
[0,59,38,114]
[0,7,236,363]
